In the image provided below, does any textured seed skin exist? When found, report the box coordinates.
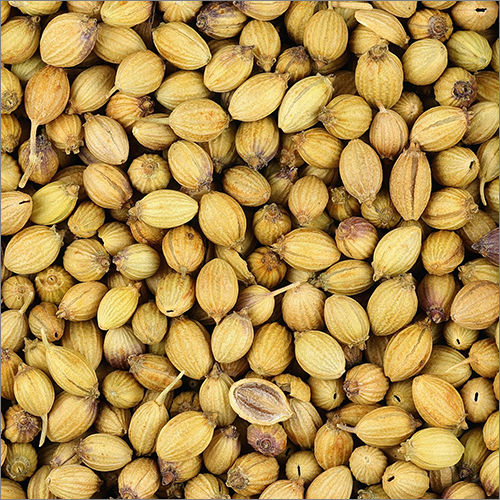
[156,411,216,462]
[417,272,458,324]
[383,321,433,382]
[372,226,422,281]
[43,332,99,399]
[129,190,198,229]
[165,317,213,379]
[97,285,140,330]
[410,106,469,152]
[422,188,478,230]
[100,1,153,28]
[324,295,370,348]
[169,98,229,142]
[229,378,292,425]
[4,225,63,275]
[305,465,353,500]
[204,45,253,92]
[450,280,499,329]
[3,4,500,498]
[434,66,477,108]
[1,15,41,65]
[239,19,279,71]
[223,165,271,207]
[356,8,410,48]
[153,21,211,70]
[399,427,465,470]
[46,464,102,499]
[472,227,499,265]
[355,42,404,109]
[413,374,467,431]
[1,191,33,236]
[195,258,238,324]
[278,75,334,133]
[390,142,432,221]
[382,460,429,499]
[76,433,133,472]
[294,330,346,380]
[115,50,165,98]
[83,114,129,166]
[229,72,289,122]
[67,64,116,114]
[351,406,421,448]
[272,228,340,272]
[288,175,328,226]
[226,451,280,497]
[40,13,98,67]
[47,392,99,443]
[56,281,108,322]
[83,162,133,210]
[340,139,383,205]
[199,191,246,249]
[24,65,70,156]
[235,1,290,21]
[235,117,279,170]
[447,30,492,72]
[303,10,348,67]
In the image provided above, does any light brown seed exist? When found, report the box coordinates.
[229,378,292,425]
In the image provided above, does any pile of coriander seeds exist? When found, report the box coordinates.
[1,1,499,499]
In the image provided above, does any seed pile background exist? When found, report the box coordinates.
[0,0,499,499]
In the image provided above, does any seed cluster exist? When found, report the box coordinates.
[0,1,499,499]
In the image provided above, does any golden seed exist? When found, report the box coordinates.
[226,451,280,496]
[278,74,334,133]
[383,320,433,382]
[382,460,429,499]
[165,317,214,380]
[372,226,422,280]
[340,139,383,205]
[40,13,97,67]
[447,30,492,72]
[169,97,229,142]
[68,64,116,114]
[399,427,465,470]
[240,20,280,72]
[305,465,353,499]
[303,9,348,68]
[118,458,161,500]
[272,228,340,272]
[46,464,102,499]
[156,411,216,462]
[1,15,41,65]
[197,1,246,39]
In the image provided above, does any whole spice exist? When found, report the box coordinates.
[46,464,102,499]
[13,363,54,445]
[156,411,216,462]
[338,406,421,448]
[399,427,465,470]
[355,42,404,109]
[382,460,429,499]
[303,9,348,68]
[39,13,98,67]
[339,139,383,205]
[1,3,499,498]
[305,465,353,499]
[22,65,69,188]
[383,320,433,382]
[389,142,432,221]
[76,433,132,472]
[229,378,292,425]
[226,452,279,497]
[412,374,467,430]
